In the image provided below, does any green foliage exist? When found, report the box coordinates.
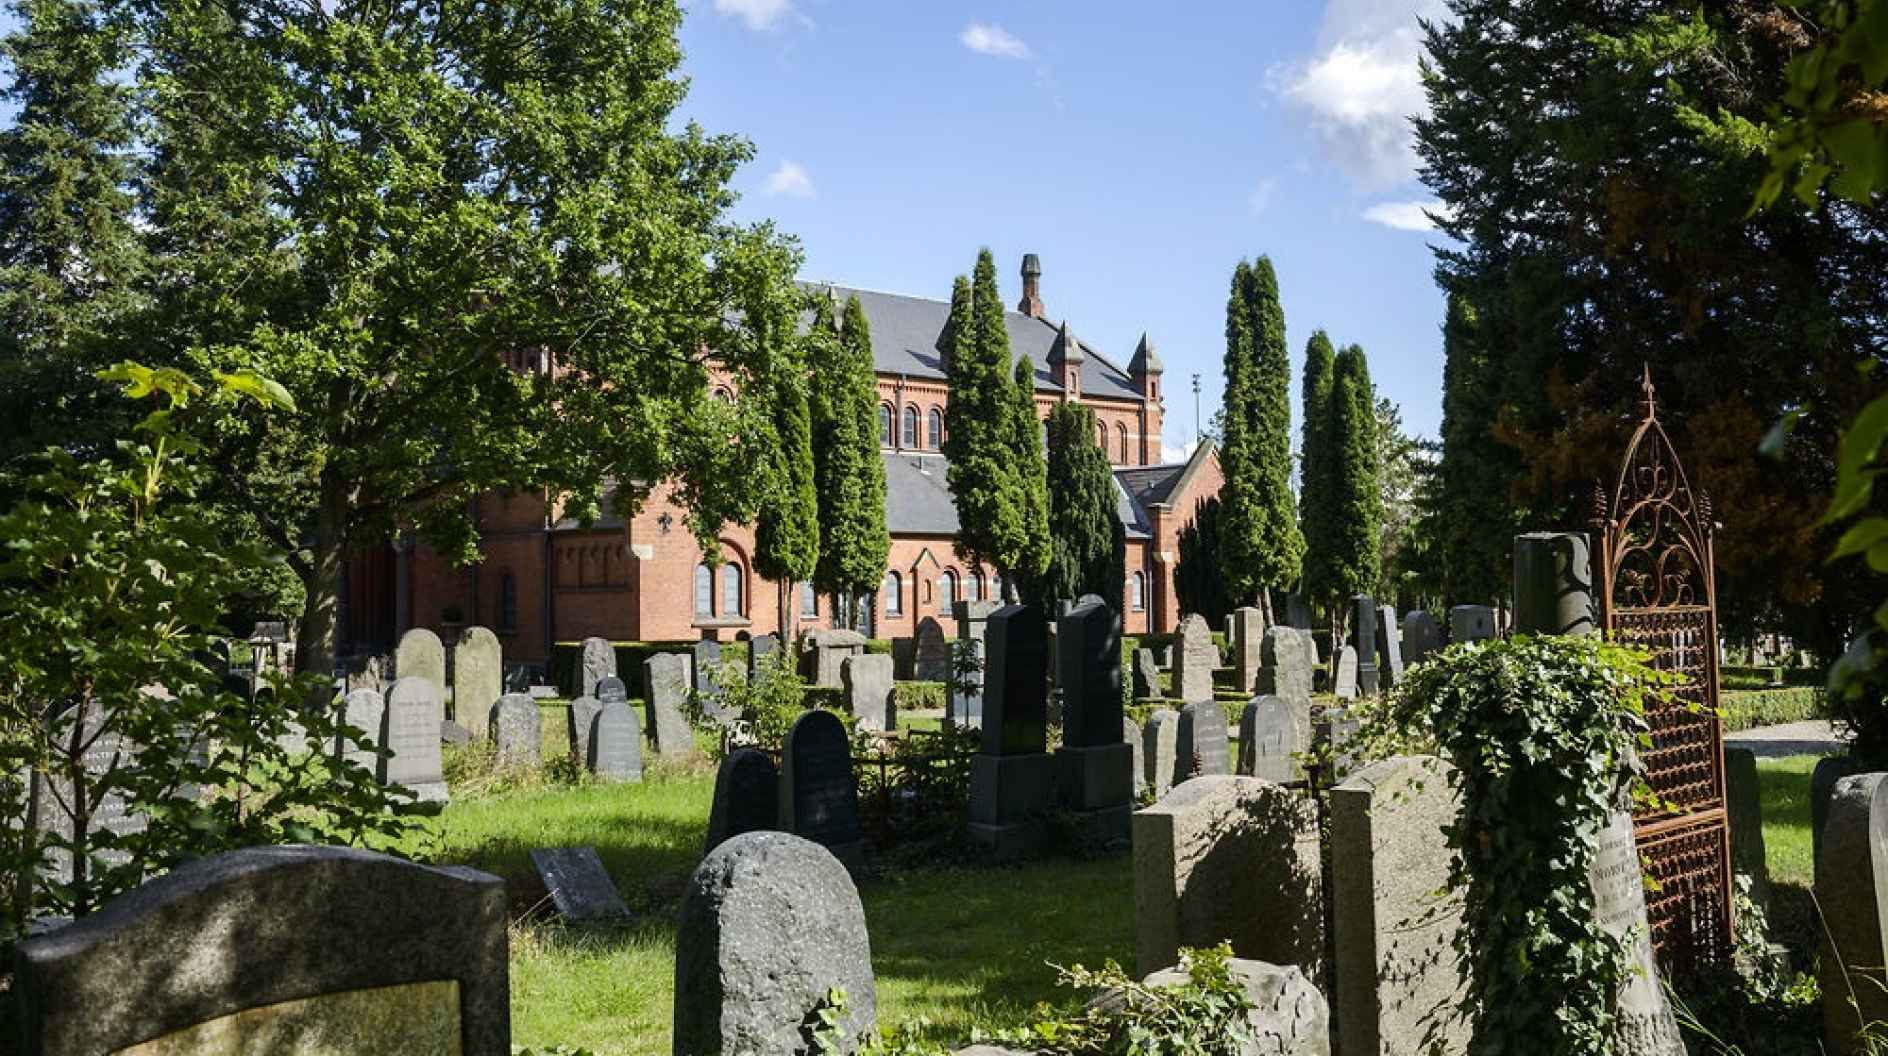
[892,681,946,712]
[1298,331,1338,607]
[0,366,423,932]
[810,294,890,605]
[1216,259,1302,611]
[1818,382,1888,767]
[754,289,823,591]
[1380,635,1679,1056]
[1326,345,1381,608]
[686,649,814,758]
[1044,401,1126,606]
[972,943,1258,1055]
[1757,0,1888,207]
[1008,353,1054,606]
[1721,687,1824,732]
[1174,497,1234,625]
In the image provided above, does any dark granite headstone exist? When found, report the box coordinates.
[567,695,603,766]
[779,709,865,877]
[529,846,630,924]
[1177,701,1231,779]
[594,676,628,705]
[1239,696,1304,783]
[705,747,780,854]
[1374,602,1404,688]
[1449,605,1495,644]
[1352,595,1379,696]
[1512,532,1598,637]
[1054,599,1132,852]
[981,604,1049,756]
[747,634,780,685]
[1402,611,1442,666]
[588,702,642,782]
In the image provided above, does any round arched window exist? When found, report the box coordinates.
[878,404,894,447]
[902,405,919,448]
[927,407,944,450]
[694,564,713,616]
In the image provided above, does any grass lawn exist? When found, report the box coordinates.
[1756,754,1816,888]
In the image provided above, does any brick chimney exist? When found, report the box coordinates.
[1018,253,1045,318]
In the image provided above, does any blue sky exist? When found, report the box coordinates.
[678,0,1455,458]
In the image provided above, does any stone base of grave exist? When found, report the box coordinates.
[968,753,1054,862]
[405,781,450,804]
[1055,743,1135,812]
[1059,803,1131,857]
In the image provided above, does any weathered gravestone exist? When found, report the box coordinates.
[1813,755,1864,866]
[1725,747,1771,913]
[1374,603,1404,689]
[1177,701,1231,780]
[1143,709,1180,796]
[25,704,150,902]
[1054,599,1133,852]
[1401,611,1442,667]
[14,845,508,1056]
[491,693,541,770]
[1334,646,1359,701]
[1132,648,1162,700]
[1591,809,1686,1056]
[1133,775,1323,978]
[1232,606,1265,693]
[529,846,630,924]
[673,831,876,1056]
[780,709,866,878]
[705,747,780,855]
[395,628,446,701]
[1135,960,1330,1056]
[642,654,696,759]
[595,675,629,705]
[1318,706,1362,783]
[806,628,867,689]
[1819,772,1888,1056]
[1256,627,1313,703]
[969,604,1056,861]
[1126,717,1146,798]
[746,633,780,686]
[914,617,950,683]
[589,702,642,782]
[843,653,896,733]
[694,637,728,721]
[1512,532,1599,637]
[567,695,604,768]
[336,688,386,775]
[1173,615,1217,704]
[1332,756,1468,1056]
[1449,605,1495,644]
[453,626,502,740]
[578,636,616,700]
[1352,596,1380,696]
[382,677,448,802]
[1239,696,1307,784]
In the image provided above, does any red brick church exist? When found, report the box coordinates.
[341,255,1224,662]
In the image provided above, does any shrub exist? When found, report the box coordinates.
[1721,687,1823,732]
[892,681,945,711]
[972,943,1258,1055]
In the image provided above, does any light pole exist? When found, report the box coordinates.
[1192,373,1201,446]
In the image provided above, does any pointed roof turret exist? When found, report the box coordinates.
[1048,320,1085,367]
[1129,332,1164,376]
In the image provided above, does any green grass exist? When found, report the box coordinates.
[1756,754,1817,887]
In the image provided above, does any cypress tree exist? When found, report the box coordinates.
[1328,344,1382,627]
[1174,496,1233,624]
[752,288,821,633]
[809,294,889,626]
[1007,353,1053,604]
[1216,258,1303,623]
[1042,400,1120,606]
[1434,292,1514,606]
[944,250,1029,593]
[1298,330,1337,619]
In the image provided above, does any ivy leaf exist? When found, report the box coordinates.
[213,370,297,412]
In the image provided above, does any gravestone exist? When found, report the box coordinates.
[948,639,983,730]
[694,637,728,721]
[1256,627,1313,704]
[382,677,448,802]
[1819,772,1888,1055]
[807,628,867,689]
[674,831,875,1056]
[595,675,629,705]
[529,846,631,923]
[589,702,642,782]
[1724,747,1771,912]
[1332,756,1467,1056]
[1054,599,1133,852]
[1449,605,1495,644]
[1177,701,1231,780]
[1232,606,1265,693]
[1133,648,1161,699]
[747,633,780,685]
[1352,596,1379,696]
[705,747,780,854]
[915,617,950,683]
[13,845,508,1056]
[779,709,866,878]
[1813,756,1864,865]
[642,654,696,759]
[1374,603,1404,688]
[491,693,540,770]
[954,599,1002,704]
[843,653,896,733]
[1334,646,1359,700]
[578,636,616,699]
[1319,707,1362,783]
[1401,611,1442,667]
[567,695,604,768]
[395,628,446,700]
[1173,615,1217,703]
[1591,809,1686,1055]
[1133,775,1323,978]
[1144,709,1181,796]
[26,704,149,900]
[970,604,1056,861]
[1126,717,1146,798]
[454,626,502,740]
[336,688,386,776]
[1239,696,1306,784]
[1512,532,1598,637]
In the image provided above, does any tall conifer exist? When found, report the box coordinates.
[1216,258,1302,622]
[1044,401,1125,607]
[945,250,1039,595]
[809,294,889,625]
[753,289,821,633]
[1298,330,1337,616]
[1328,344,1382,624]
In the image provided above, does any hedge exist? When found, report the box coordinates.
[893,681,945,711]
[1720,686,1822,733]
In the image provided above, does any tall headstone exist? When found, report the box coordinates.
[578,636,616,700]
[1256,627,1313,704]
[25,704,149,900]
[953,598,1002,700]
[914,617,950,683]
[1334,646,1359,700]
[842,653,896,733]
[969,605,1056,861]
[1177,701,1231,780]
[746,633,780,686]
[382,677,448,802]
[1054,599,1133,852]
[674,832,875,1056]
[1132,648,1162,700]
[1239,696,1307,784]
[453,626,502,740]
[1374,603,1404,689]
[336,688,386,776]
[1352,596,1379,696]
[1133,775,1323,978]
[1319,706,1362,783]
[588,702,642,782]
[1173,614,1217,704]
[1591,809,1686,1055]
[642,654,696,759]
[490,693,540,770]
[1401,611,1442,667]
[395,628,446,700]
[779,709,866,878]
[1449,605,1495,644]
[704,747,779,854]
[693,636,728,721]
[1126,717,1146,798]
[1232,606,1265,694]
[567,695,604,768]
[1819,772,1888,1055]
[1512,532,1599,637]
[1144,709,1181,797]
[1724,747,1771,912]
[1332,756,1468,1056]
[13,845,509,1056]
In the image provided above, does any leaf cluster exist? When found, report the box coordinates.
[973,943,1258,1056]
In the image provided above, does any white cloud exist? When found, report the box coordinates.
[1161,438,1200,465]
[1361,198,1450,232]
[1248,178,1278,216]
[1278,0,1450,190]
[714,0,793,31]
[762,160,815,198]
[961,22,1031,60]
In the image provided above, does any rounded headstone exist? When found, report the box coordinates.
[490,693,541,770]
[394,628,445,699]
[454,626,502,740]
[705,747,781,855]
[589,702,642,782]
[579,637,616,699]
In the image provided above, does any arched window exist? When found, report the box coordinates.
[969,571,984,602]
[927,407,944,450]
[902,405,919,448]
[720,563,742,616]
[694,564,713,616]
[883,571,903,615]
[1131,572,1146,612]
[1116,423,1130,463]
[1096,421,1107,449]
[940,570,959,605]
[499,572,518,631]
[800,581,819,617]
[879,404,894,447]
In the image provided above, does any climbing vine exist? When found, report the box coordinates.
[1380,635,1679,1056]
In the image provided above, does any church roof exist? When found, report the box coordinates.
[882,450,1155,541]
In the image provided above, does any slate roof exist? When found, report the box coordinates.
[883,450,1157,541]
[810,284,1147,403]
[1116,463,1188,511]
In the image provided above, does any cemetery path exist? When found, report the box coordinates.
[1726,720,1842,760]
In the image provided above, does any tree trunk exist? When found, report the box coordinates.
[297,466,348,680]
[777,579,793,646]
[1258,589,1274,627]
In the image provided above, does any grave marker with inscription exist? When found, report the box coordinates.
[705,747,780,854]
[969,604,1056,860]
[1177,701,1230,780]
[578,637,616,700]
[453,626,502,740]
[382,677,448,802]
[914,617,950,683]
[1054,599,1133,852]
[529,846,631,924]
[1238,696,1306,784]
[589,702,642,782]
[1232,607,1265,693]
[1173,614,1217,704]
[395,628,446,700]
[1591,810,1686,1055]
[642,654,696,759]
[779,709,866,878]
[843,653,896,732]
[491,693,540,770]
[1401,611,1442,667]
